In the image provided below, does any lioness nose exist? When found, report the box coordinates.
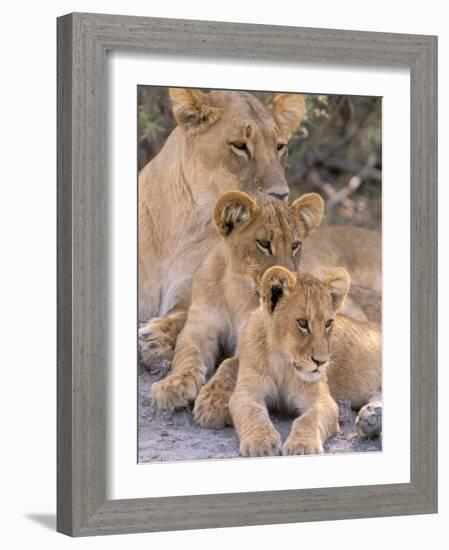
[269,191,289,202]
[311,356,326,367]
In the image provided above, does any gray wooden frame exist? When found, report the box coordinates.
[57,12,438,537]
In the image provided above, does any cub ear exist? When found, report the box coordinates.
[269,93,306,139]
[214,191,258,237]
[169,88,222,129]
[261,266,297,313]
[291,193,325,239]
[324,268,350,311]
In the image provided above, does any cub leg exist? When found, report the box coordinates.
[355,390,382,439]
[139,310,187,373]
[194,356,239,428]
[151,306,223,411]
[229,382,281,457]
[283,395,339,456]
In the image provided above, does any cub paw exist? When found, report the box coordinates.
[193,381,232,429]
[151,371,204,411]
[239,429,282,457]
[139,321,174,373]
[283,434,323,455]
[355,401,382,438]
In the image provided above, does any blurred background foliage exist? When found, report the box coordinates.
[138,87,381,230]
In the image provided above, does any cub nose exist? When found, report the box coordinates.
[311,356,326,367]
[268,191,289,202]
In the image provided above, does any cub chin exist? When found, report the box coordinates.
[229,266,382,457]
[151,190,324,412]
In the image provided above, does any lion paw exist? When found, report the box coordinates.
[139,321,174,373]
[193,382,232,429]
[283,434,323,455]
[151,371,204,411]
[239,429,282,457]
[355,401,382,438]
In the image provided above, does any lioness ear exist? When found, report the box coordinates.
[261,266,297,313]
[324,268,350,311]
[269,93,306,139]
[291,193,325,239]
[169,88,221,129]
[214,191,258,237]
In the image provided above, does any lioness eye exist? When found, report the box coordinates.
[325,319,334,329]
[256,239,272,255]
[231,141,248,152]
[292,241,302,253]
[277,143,287,151]
[297,318,309,331]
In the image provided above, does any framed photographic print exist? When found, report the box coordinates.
[57,13,438,536]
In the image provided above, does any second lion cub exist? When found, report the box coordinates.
[151,190,324,411]
[229,266,381,457]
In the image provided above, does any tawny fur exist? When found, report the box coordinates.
[228,267,382,456]
[138,89,381,369]
[139,88,305,323]
[151,191,324,411]
[301,225,382,292]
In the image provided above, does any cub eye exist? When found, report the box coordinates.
[297,318,309,331]
[231,141,248,153]
[325,319,334,329]
[292,241,302,253]
[256,239,272,255]
[277,143,287,152]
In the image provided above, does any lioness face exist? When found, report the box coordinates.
[213,191,324,292]
[169,89,306,203]
[260,267,350,382]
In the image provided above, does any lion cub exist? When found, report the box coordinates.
[229,266,382,456]
[151,191,324,411]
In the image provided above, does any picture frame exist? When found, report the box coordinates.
[57,12,438,536]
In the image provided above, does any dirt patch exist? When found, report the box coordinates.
[138,367,381,463]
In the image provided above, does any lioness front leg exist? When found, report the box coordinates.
[151,307,223,411]
[194,356,239,428]
[139,310,187,373]
[355,390,382,439]
[283,396,339,455]
[229,384,281,457]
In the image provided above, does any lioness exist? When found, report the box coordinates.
[151,191,325,411]
[138,88,381,370]
[202,267,381,456]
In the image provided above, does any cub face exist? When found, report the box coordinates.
[169,88,306,200]
[213,191,324,291]
[260,267,350,382]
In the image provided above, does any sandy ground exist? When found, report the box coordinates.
[138,365,381,463]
